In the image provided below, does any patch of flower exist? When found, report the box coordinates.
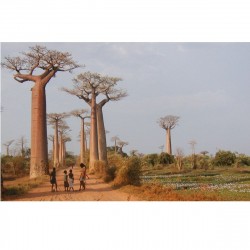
[141,173,250,193]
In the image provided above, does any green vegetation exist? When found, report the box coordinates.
[1,151,77,199]
[2,149,250,201]
[113,157,141,186]
[213,150,236,166]
[103,150,250,200]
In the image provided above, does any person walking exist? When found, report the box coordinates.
[63,170,69,191]
[79,163,89,191]
[68,169,74,191]
[50,167,57,192]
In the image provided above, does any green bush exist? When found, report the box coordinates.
[144,154,159,166]
[4,186,26,196]
[104,165,117,182]
[158,153,174,165]
[114,157,142,186]
[236,154,250,166]
[1,155,29,176]
[213,150,236,166]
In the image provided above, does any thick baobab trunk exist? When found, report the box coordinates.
[80,119,86,163]
[51,136,54,163]
[30,83,48,178]
[53,122,59,168]
[89,91,99,172]
[97,105,108,165]
[166,128,172,155]
[58,133,63,166]
[62,141,66,167]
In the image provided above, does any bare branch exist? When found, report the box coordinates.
[157,115,180,130]
[111,136,120,142]
[47,112,69,126]
[2,45,81,84]
[3,139,15,147]
[70,109,90,120]
[117,140,128,148]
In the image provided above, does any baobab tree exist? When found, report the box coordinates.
[84,123,90,151]
[111,136,120,154]
[48,135,54,162]
[97,86,127,165]
[70,109,90,164]
[1,45,80,178]
[62,72,125,171]
[16,136,27,157]
[158,115,180,155]
[3,140,14,156]
[117,140,129,154]
[47,112,68,168]
[61,135,71,167]
[189,140,197,169]
[58,122,71,167]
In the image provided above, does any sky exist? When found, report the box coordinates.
[1,42,250,156]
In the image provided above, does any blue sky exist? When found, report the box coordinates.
[1,42,250,156]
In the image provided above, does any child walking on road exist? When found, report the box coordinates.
[79,163,89,191]
[63,170,69,191]
[68,169,74,192]
[50,167,57,192]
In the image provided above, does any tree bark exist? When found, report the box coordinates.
[62,141,66,167]
[53,121,59,168]
[51,136,54,163]
[58,133,63,166]
[89,90,99,172]
[30,82,49,178]
[80,118,86,164]
[97,104,108,165]
[85,132,88,152]
[166,128,172,155]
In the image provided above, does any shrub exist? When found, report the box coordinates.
[1,155,29,176]
[213,150,236,166]
[236,154,250,166]
[144,154,159,167]
[108,153,125,169]
[158,153,174,165]
[3,186,26,196]
[114,157,142,186]
[104,165,117,182]
[103,153,126,182]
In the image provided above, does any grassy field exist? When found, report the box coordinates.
[132,166,250,201]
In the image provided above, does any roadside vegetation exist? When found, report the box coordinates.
[1,152,77,200]
[2,149,250,201]
[100,150,250,201]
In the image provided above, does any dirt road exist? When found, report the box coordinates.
[9,167,139,201]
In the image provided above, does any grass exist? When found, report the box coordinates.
[1,175,49,200]
[120,166,250,201]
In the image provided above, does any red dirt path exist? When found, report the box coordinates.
[6,166,139,201]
